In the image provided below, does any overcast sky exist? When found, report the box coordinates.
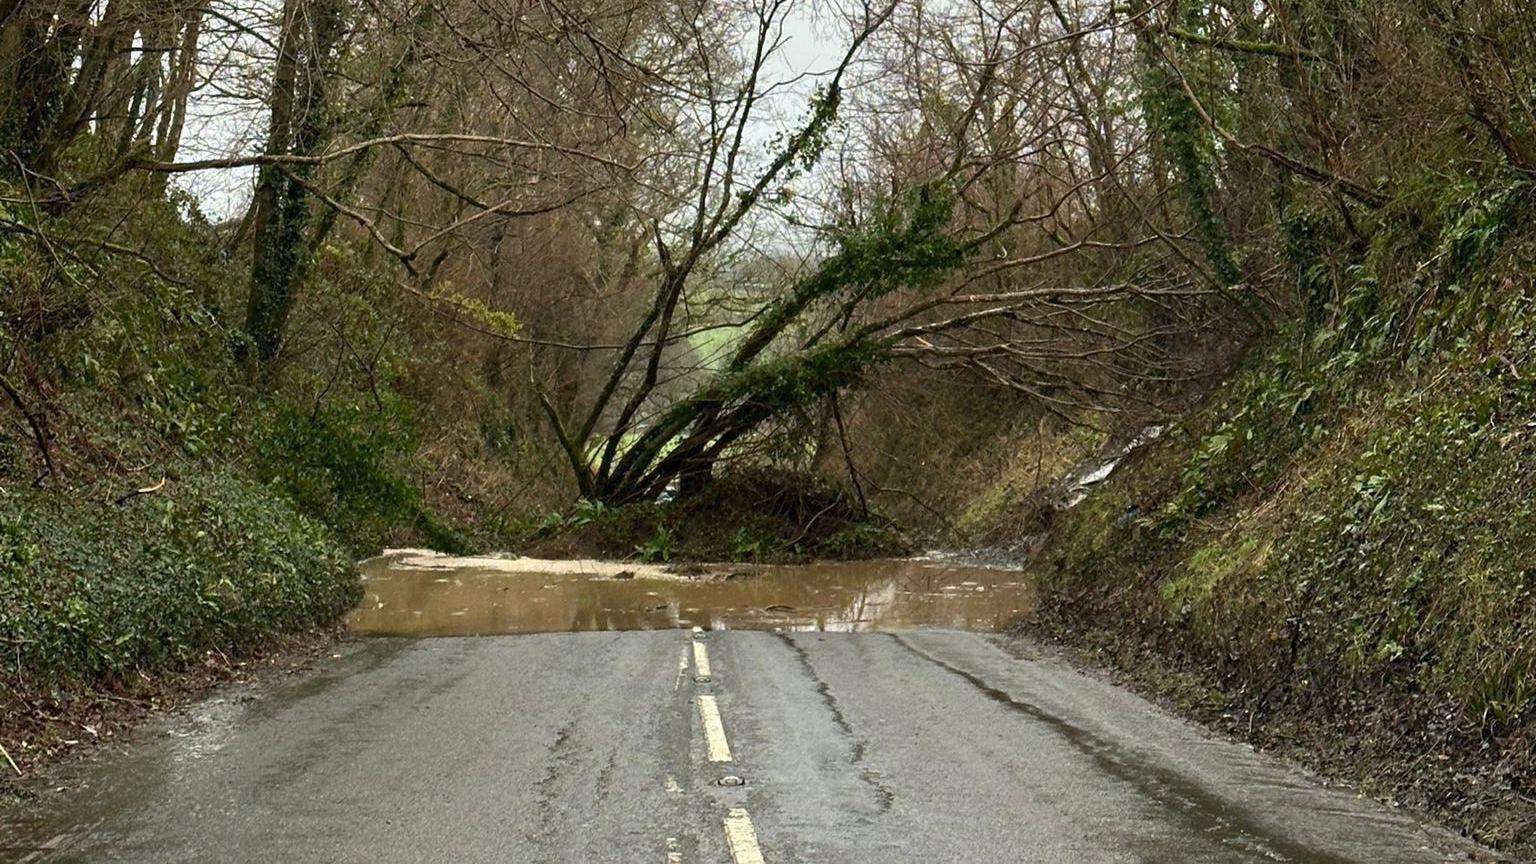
[176,2,847,223]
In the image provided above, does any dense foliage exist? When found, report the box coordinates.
[1036,175,1536,855]
[0,470,358,683]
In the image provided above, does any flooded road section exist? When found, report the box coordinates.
[348,551,1034,636]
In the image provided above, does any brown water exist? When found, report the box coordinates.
[348,551,1034,636]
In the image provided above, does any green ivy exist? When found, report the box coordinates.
[0,470,359,684]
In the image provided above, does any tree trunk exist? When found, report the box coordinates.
[0,0,95,175]
[243,0,347,369]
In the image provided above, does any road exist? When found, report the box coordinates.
[1,630,1489,863]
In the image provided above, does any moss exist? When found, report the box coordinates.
[954,425,1109,540]
[1033,189,1536,812]
[1163,536,1272,618]
[1052,330,1536,722]
[956,480,1026,537]
[1032,181,1536,820]
[1051,490,1122,575]
[1029,263,1536,851]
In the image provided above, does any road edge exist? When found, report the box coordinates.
[0,626,351,807]
[992,626,1519,862]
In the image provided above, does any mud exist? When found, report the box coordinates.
[348,553,1034,636]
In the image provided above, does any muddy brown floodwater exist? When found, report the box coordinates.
[348,551,1034,636]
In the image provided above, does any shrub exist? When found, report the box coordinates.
[0,468,360,685]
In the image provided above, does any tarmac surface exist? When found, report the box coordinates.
[0,628,1492,862]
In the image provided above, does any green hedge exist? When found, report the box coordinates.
[1,468,360,685]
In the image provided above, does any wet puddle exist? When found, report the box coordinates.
[348,551,1034,636]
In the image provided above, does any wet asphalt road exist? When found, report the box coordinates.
[1,630,1491,863]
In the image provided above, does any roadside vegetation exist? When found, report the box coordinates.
[997,28,1536,856]
[524,468,908,564]
[1027,189,1536,853]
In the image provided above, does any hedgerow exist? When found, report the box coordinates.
[1,468,359,685]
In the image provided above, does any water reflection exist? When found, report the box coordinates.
[348,553,1034,636]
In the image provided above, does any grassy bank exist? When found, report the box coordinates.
[1017,180,1536,855]
[0,190,543,779]
[0,465,360,783]
[1,471,358,684]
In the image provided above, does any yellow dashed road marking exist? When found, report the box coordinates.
[697,694,733,762]
[723,808,766,864]
[687,633,761,862]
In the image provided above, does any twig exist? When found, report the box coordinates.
[114,477,167,505]
[0,741,20,776]
[0,366,56,486]
[831,395,869,518]
[1143,25,1385,208]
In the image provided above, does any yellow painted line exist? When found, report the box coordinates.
[693,640,712,678]
[723,808,766,864]
[697,694,733,762]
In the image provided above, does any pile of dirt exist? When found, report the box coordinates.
[523,467,910,563]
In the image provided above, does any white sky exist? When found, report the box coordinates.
[175,1,847,223]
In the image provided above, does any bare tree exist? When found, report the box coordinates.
[520,0,1234,505]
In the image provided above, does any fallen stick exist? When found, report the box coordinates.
[0,741,20,776]
[114,476,167,505]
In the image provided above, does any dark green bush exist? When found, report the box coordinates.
[259,403,468,555]
[0,468,360,685]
